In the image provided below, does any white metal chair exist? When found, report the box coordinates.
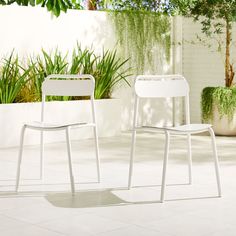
[128,75,221,202]
[15,74,100,194]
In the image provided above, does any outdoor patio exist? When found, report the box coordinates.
[1,0,236,235]
[0,132,235,236]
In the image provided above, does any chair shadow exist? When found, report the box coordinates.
[45,189,131,208]
[45,187,221,209]
[0,180,220,206]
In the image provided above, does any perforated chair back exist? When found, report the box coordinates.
[135,75,189,98]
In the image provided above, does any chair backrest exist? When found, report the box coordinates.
[135,75,189,98]
[41,74,96,123]
[133,74,190,126]
[42,74,95,97]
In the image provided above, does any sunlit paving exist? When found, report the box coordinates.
[0,133,236,235]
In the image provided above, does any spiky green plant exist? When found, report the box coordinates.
[30,49,69,101]
[69,46,131,99]
[69,45,86,74]
[94,49,131,99]
[0,46,131,103]
[79,48,97,75]
[68,44,97,75]
[0,52,30,103]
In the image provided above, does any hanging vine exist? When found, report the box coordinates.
[109,11,171,74]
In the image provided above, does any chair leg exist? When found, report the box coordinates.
[208,127,222,197]
[40,131,44,180]
[128,129,137,189]
[93,126,101,183]
[15,126,26,192]
[187,134,192,184]
[65,128,75,195]
[160,131,170,203]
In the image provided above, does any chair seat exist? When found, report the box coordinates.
[167,124,212,133]
[25,121,95,131]
[139,124,212,134]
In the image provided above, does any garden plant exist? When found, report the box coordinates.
[0,45,131,103]
[170,0,236,124]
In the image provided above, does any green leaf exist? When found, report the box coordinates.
[53,0,61,17]
[36,0,43,4]
[58,0,67,12]
[0,0,6,5]
[46,0,53,11]
[29,0,35,6]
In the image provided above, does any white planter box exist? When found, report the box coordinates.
[0,99,121,148]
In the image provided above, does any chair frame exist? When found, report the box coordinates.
[128,75,221,202]
[15,74,100,194]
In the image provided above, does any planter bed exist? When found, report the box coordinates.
[0,99,121,148]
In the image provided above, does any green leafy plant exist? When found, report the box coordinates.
[0,52,30,103]
[94,49,131,98]
[171,0,236,87]
[69,44,90,74]
[69,45,131,99]
[29,49,69,101]
[102,0,173,13]
[0,0,172,16]
[201,87,236,121]
[0,46,131,103]
[79,48,97,75]
[109,10,171,73]
[0,0,83,17]
[170,0,236,125]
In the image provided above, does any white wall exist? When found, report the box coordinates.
[0,6,115,56]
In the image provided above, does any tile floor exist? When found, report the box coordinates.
[0,132,236,236]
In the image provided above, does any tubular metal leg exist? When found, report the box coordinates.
[128,96,139,189]
[93,126,101,183]
[160,131,170,203]
[187,134,192,184]
[208,128,222,197]
[65,128,75,195]
[40,131,44,180]
[128,129,137,189]
[15,126,26,192]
